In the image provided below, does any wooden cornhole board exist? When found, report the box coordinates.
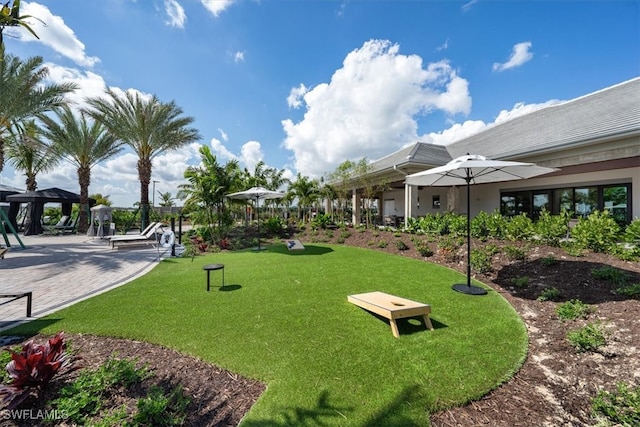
[348,291,433,338]
[286,239,305,251]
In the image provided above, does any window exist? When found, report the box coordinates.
[501,183,632,224]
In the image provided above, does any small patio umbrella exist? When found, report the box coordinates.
[406,154,558,295]
[226,186,285,250]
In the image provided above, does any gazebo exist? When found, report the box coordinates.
[87,204,113,237]
[6,187,94,235]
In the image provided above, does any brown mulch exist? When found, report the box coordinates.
[1,227,639,426]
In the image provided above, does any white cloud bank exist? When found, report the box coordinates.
[281,39,472,177]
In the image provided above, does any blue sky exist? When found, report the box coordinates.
[1,0,638,207]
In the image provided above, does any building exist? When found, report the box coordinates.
[344,77,640,226]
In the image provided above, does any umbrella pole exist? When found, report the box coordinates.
[257,196,261,251]
[452,170,487,295]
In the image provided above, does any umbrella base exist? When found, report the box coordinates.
[452,283,487,295]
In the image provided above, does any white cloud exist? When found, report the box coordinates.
[164,0,187,28]
[493,41,533,72]
[462,0,478,12]
[421,120,489,145]
[494,99,561,123]
[7,2,100,67]
[436,39,449,52]
[234,51,245,62]
[240,141,264,172]
[200,0,236,17]
[281,39,472,177]
[210,138,238,161]
[287,84,308,109]
[218,128,229,141]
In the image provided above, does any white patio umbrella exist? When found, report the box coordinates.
[406,154,559,295]
[226,186,285,250]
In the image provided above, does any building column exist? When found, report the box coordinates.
[351,190,360,226]
[404,183,412,228]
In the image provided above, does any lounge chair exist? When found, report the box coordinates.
[109,222,163,249]
[57,215,78,234]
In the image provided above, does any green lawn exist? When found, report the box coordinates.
[7,244,527,426]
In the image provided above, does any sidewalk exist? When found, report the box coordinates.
[0,233,171,333]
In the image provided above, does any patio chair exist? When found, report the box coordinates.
[109,222,164,249]
[58,215,79,234]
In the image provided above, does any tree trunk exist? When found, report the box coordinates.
[77,165,91,234]
[138,157,152,229]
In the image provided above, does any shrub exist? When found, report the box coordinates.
[503,245,527,261]
[506,213,535,241]
[310,213,332,230]
[537,287,560,301]
[395,240,409,251]
[437,236,460,261]
[623,218,640,244]
[591,382,640,426]
[51,355,151,424]
[377,240,388,248]
[0,332,80,410]
[560,240,585,257]
[535,209,570,246]
[615,283,640,299]
[510,276,529,288]
[414,240,434,257]
[567,322,606,352]
[571,210,621,253]
[590,266,629,286]
[470,248,493,274]
[540,255,558,266]
[556,299,594,320]
[134,384,190,426]
[264,216,285,234]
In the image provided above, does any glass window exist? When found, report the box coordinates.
[603,185,629,225]
[554,188,573,214]
[574,187,598,218]
[501,194,516,217]
[533,192,550,219]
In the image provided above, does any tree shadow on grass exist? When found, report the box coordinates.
[268,244,334,256]
[241,390,354,427]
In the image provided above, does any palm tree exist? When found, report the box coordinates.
[0,45,77,173]
[177,145,242,244]
[287,173,321,223]
[5,120,58,191]
[39,105,122,233]
[157,191,175,207]
[85,88,201,228]
[0,0,40,46]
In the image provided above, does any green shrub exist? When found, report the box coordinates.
[556,299,594,320]
[414,240,434,257]
[537,287,560,302]
[470,248,493,274]
[377,240,388,248]
[506,213,535,241]
[624,218,640,244]
[560,240,585,257]
[510,276,529,288]
[567,322,606,353]
[311,213,332,230]
[535,209,570,246]
[395,240,409,251]
[437,236,460,261]
[571,210,621,253]
[591,382,640,426]
[590,266,629,286]
[615,283,640,299]
[540,255,558,266]
[503,245,527,261]
[264,216,285,234]
[134,384,190,426]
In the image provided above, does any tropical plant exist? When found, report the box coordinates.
[287,173,321,223]
[177,145,242,244]
[157,191,175,207]
[85,88,200,229]
[0,45,76,172]
[39,105,122,233]
[0,0,40,46]
[326,159,357,224]
[0,332,79,410]
[5,120,59,190]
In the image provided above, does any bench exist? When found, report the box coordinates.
[348,291,433,338]
[0,291,33,317]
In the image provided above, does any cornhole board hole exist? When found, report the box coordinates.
[348,291,433,338]
[286,239,305,251]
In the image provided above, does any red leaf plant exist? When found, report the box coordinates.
[0,332,81,410]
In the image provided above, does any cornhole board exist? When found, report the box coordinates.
[348,291,433,338]
[286,239,305,251]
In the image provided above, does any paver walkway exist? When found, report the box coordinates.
[0,233,171,333]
